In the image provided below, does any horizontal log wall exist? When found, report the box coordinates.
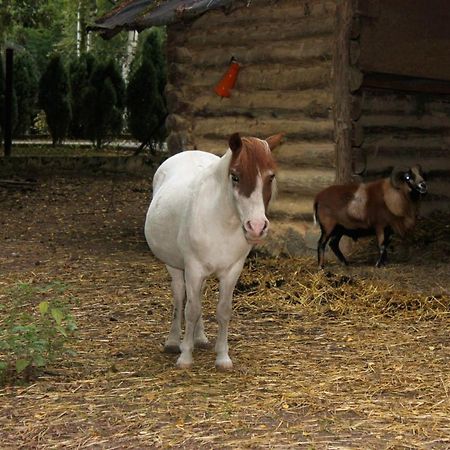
[166,0,337,247]
[355,88,450,215]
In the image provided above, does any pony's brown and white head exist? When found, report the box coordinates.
[391,164,427,195]
[228,132,283,244]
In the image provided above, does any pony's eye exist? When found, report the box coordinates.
[231,174,239,184]
[269,174,276,182]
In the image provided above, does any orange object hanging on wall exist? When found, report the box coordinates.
[214,57,241,98]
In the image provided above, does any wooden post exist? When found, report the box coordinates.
[4,48,13,157]
[333,0,354,183]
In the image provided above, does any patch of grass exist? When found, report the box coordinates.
[9,144,135,157]
[0,281,77,384]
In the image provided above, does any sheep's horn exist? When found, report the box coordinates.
[390,167,406,189]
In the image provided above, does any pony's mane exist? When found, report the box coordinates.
[229,137,277,197]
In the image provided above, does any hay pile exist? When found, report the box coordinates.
[0,176,449,448]
[236,254,450,319]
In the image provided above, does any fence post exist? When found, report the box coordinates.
[4,47,13,157]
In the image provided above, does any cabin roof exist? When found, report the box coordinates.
[90,0,235,38]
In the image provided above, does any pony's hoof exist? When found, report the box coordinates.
[176,354,193,369]
[215,357,233,371]
[163,343,181,354]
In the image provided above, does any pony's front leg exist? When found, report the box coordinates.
[216,261,246,371]
[177,267,205,369]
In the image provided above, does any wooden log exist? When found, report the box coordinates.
[423,180,450,198]
[167,62,185,84]
[269,194,316,220]
[275,142,336,168]
[350,15,361,39]
[192,0,337,27]
[361,91,450,115]
[361,135,450,153]
[191,139,336,170]
[174,36,333,67]
[189,89,333,119]
[172,15,335,47]
[165,84,191,114]
[352,121,364,146]
[168,46,192,64]
[350,40,360,65]
[420,199,450,216]
[190,138,228,154]
[360,114,450,130]
[166,131,190,154]
[352,146,367,176]
[172,62,333,92]
[349,66,363,92]
[360,154,450,173]
[165,114,191,131]
[350,94,363,120]
[333,0,354,183]
[193,116,334,141]
[276,167,335,196]
[362,73,450,95]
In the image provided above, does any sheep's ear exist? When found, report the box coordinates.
[411,164,423,177]
[265,133,284,151]
[390,167,406,189]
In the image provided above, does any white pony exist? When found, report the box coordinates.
[145,132,283,369]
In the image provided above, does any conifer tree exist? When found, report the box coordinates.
[38,54,72,145]
[126,28,167,152]
[81,59,125,148]
[68,53,95,138]
[13,50,39,137]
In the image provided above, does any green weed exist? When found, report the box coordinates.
[0,281,77,384]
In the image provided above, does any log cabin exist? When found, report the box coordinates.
[92,0,450,255]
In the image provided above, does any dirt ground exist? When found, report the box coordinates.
[0,174,449,449]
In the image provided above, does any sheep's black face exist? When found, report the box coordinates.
[404,165,427,195]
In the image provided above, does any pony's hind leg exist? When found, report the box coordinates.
[177,266,205,369]
[164,265,185,353]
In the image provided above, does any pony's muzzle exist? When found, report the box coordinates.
[244,219,269,240]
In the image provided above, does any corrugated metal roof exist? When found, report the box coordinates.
[90,0,236,38]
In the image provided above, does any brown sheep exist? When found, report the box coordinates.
[314,165,427,268]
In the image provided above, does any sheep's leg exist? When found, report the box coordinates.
[375,227,390,267]
[317,228,332,268]
[164,265,185,353]
[177,265,205,369]
[329,231,348,266]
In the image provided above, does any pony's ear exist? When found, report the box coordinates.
[229,132,242,153]
[266,133,284,151]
